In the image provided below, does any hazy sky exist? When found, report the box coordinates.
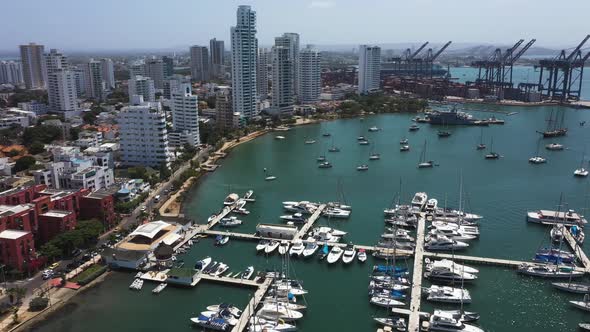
[2,0,589,52]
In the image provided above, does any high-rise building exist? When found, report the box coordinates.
[146,58,165,89]
[118,96,170,168]
[129,62,146,78]
[169,84,200,148]
[358,45,381,94]
[101,58,115,89]
[276,33,300,98]
[216,88,238,132]
[271,45,294,116]
[128,76,155,102]
[86,60,105,101]
[190,46,210,81]
[0,61,24,85]
[19,43,45,89]
[298,45,322,104]
[44,49,78,112]
[209,39,225,79]
[231,5,258,119]
[43,49,68,77]
[72,67,87,97]
[162,56,174,78]
[256,48,270,100]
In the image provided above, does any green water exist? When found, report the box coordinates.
[34,106,590,332]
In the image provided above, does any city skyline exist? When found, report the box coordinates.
[1,0,589,53]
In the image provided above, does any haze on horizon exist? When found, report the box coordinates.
[2,0,589,53]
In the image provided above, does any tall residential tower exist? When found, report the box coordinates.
[231,5,258,119]
[358,45,381,94]
[298,45,322,104]
[19,43,45,89]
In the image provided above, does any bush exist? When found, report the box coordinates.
[14,156,37,172]
[75,265,107,286]
[28,297,49,312]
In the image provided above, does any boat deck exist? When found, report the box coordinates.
[231,277,274,332]
[408,215,426,332]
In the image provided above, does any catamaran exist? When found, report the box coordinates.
[529,138,547,164]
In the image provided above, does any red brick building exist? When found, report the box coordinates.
[0,230,36,273]
[38,210,77,244]
[79,190,117,229]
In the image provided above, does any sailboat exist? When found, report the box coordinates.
[476,127,486,150]
[264,168,277,181]
[538,109,567,138]
[529,138,547,164]
[418,140,434,168]
[437,121,451,138]
[369,146,381,160]
[484,137,499,159]
[574,149,589,177]
[328,138,340,152]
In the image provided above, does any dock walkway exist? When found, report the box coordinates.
[197,273,263,288]
[562,226,590,272]
[292,204,326,240]
[408,216,426,332]
[232,277,273,332]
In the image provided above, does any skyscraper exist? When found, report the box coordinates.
[0,61,24,85]
[358,45,381,94]
[271,45,294,116]
[43,49,68,78]
[298,45,322,104]
[190,46,210,82]
[19,43,45,89]
[231,5,258,119]
[129,62,146,78]
[101,58,115,89]
[44,49,78,112]
[162,56,174,78]
[277,33,300,98]
[216,88,236,132]
[146,58,165,89]
[169,84,200,148]
[86,59,105,101]
[128,76,155,102]
[209,39,225,79]
[256,48,270,100]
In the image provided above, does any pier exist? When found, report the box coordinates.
[562,226,590,272]
[292,204,327,240]
[232,277,274,332]
[407,216,426,332]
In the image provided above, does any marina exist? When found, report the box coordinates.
[33,109,590,332]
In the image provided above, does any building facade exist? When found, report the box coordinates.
[101,58,115,89]
[298,45,322,104]
[256,48,270,100]
[0,61,24,85]
[209,38,225,79]
[47,69,78,112]
[19,43,45,89]
[128,76,155,102]
[169,84,200,148]
[271,45,294,116]
[215,88,236,132]
[190,46,210,82]
[146,58,165,89]
[358,45,381,94]
[276,33,300,98]
[86,59,105,101]
[231,5,258,119]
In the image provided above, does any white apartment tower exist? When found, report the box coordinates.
[118,96,171,168]
[298,45,322,104]
[44,49,78,112]
[209,39,225,79]
[358,45,381,94]
[271,45,294,115]
[189,46,210,81]
[101,58,115,89]
[19,43,45,89]
[86,59,105,101]
[128,75,155,102]
[231,5,258,119]
[0,61,24,85]
[169,84,200,148]
[256,48,270,100]
[276,33,300,98]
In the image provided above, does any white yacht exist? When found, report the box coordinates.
[431,222,480,237]
[373,317,406,331]
[370,296,405,307]
[545,143,564,150]
[219,216,243,227]
[429,229,477,241]
[256,240,269,252]
[526,209,587,226]
[256,306,303,322]
[411,192,428,211]
[342,245,356,264]
[425,285,472,304]
[429,312,484,332]
[278,241,289,255]
[369,126,380,132]
[301,239,319,257]
[310,226,347,237]
[518,263,584,278]
[425,259,479,274]
[434,208,483,221]
[323,208,351,218]
[280,213,306,223]
[425,234,469,251]
[357,164,369,171]
[571,295,590,312]
[275,135,286,140]
[289,239,305,256]
[529,156,547,164]
[224,193,240,206]
[575,168,589,177]
[357,249,367,262]
[264,241,280,254]
[425,198,438,212]
[248,317,296,332]
[327,246,344,264]
[424,266,478,282]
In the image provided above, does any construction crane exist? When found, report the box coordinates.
[405,42,429,60]
[502,39,536,85]
[424,41,452,78]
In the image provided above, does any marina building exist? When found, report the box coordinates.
[231,5,258,119]
[358,45,381,94]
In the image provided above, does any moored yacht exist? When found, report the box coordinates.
[424,266,478,282]
[280,213,306,224]
[425,234,469,251]
[278,241,289,255]
[342,245,356,264]
[546,143,564,150]
[425,258,479,274]
[400,145,410,152]
[323,207,351,218]
[302,239,319,257]
[429,311,484,332]
[264,241,280,254]
[518,263,584,278]
[425,285,472,304]
[289,239,305,256]
[327,246,344,264]
[526,209,587,226]
[425,198,438,212]
[411,192,428,211]
[373,317,406,331]
[357,164,369,171]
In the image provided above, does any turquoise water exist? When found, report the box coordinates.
[34,107,590,332]
[449,65,590,100]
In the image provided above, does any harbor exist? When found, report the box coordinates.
[32,108,590,332]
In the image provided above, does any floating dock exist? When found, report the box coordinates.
[562,226,590,272]
[232,277,274,332]
[408,216,426,332]
[292,204,327,240]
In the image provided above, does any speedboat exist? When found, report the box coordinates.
[527,209,587,226]
[550,225,564,242]
[318,161,332,168]
[369,126,380,132]
[359,140,370,145]
[369,153,381,160]
[190,315,230,331]
[425,198,438,212]
[301,238,318,257]
[265,175,277,181]
[304,139,316,145]
[575,167,589,177]
[278,241,289,255]
[342,245,356,264]
[322,132,331,137]
[485,151,500,159]
[409,124,420,131]
[546,143,564,150]
[240,266,254,279]
[429,312,484,332]
[256,306,303,321]
[529,156,547,164]
[211,263,229,276]
[552,282,590,294]
[373,317,406,331]
[425,285,471,304]
[518,263,584,278]
[275,135,286,140]
[357,164,369,171]
[370,295,405,307]
[280,213,306,224]
[289,239,305,256]
[195,257,212,271]
[327,246,344,264]
[425,234,469,251]
[411,192,428,211]
[219,216,242,227]
[265,241,280,254]
[206,304,242,318]
[434,310,480,323]
[400,138,409,145]
[418,161,434,168]
[215,235,229,246]
[425,258,479,274]
[323,208,351,218]
[358,249,367,262]
[256,240,269,252]
[400,145,410,152]
[424,266,478,282]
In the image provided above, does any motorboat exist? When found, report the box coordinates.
[534,248,575,264]
[358,249,367,262]
[207,214,217,223]
[278,241,289,255]
[359,140,370,145]
[425,234,469,251]
[357,164,369,171]
[284,203,316,215]
[275,135,286,140]
[260,300,306,311]
[301,239,318,257]
[265,175,277,181]
[328,146,341,152]
[425,285,471,304]
[529,156,547,164]
[518,263,584,278]
[234,207,250,215]
[371,275,411,286]
[240,266,254,279]
[552,282,590,294]
[428,312,484,332]
[194,257,212,271]
[438,130,452,138]
[370,288,407,300]
[431,222,480,237]
[323,132,331,137]
[411,192,428,211]
[429,229,477,242]
[304,139,316,144]
[434,310,480,323]
[318,161,333,168]
[280,213,306,224]
[206,304,242,318]
[152,282,167,294]
[256,306,303,321]
[317,155,326,162]
[546,143,564,150]
[219,216,242,227]
[289,239,305,256]
[485,151,499,159]
[425,258,479,274]
[190,315,230,331]
[575,167,589,177]
[400,138,409,145]
[370,295,405,307]
[311,226,347,237]
[215,235,229,246]
[323,208,351,218]
[424,266,478,282]
[527,209,587,226]
[580,323,590,331]
[272,281,308,297]
[382,229,415,242]
[409,124,420,131]
[358,135,366,140]
[571,295,590,312]
[342,245,356,264]
[264,241,280,254]
[224,193,239,206]
[400,145,410,152]
[550,225,564,242]
[378,239,416,250]
[327,246,344,264]
[369,280,410,292]
[256,240,269,252]
[425,198,438,212]
[211,263,229,276]
[369,153,381,160]
[326,201,352,211]
[434,208,482,221]
[373,317,406,331]
[369,126,380,132]
[248,317,297,332]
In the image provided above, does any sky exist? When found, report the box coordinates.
[1,0,590,53]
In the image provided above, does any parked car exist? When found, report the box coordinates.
[42,270,54,280]
[71,249,82,257]
[49,262,59,270]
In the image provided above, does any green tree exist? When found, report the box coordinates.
[14,156,36,172]
[22,125,62,146]
[28,141,45,155]
[159,162,171,180]
[39,243,61,261]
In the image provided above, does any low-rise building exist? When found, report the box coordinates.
[115,179,150,202]
[0,230,36,273]
[18,101,48,115]
[74,131,103,148]
[0,113,30,129]
[37,210,76,244]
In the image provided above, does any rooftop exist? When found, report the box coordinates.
[0,229,30,240]
[167,267,196,278]
[0,204,33,217]
[40,210,72,218]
